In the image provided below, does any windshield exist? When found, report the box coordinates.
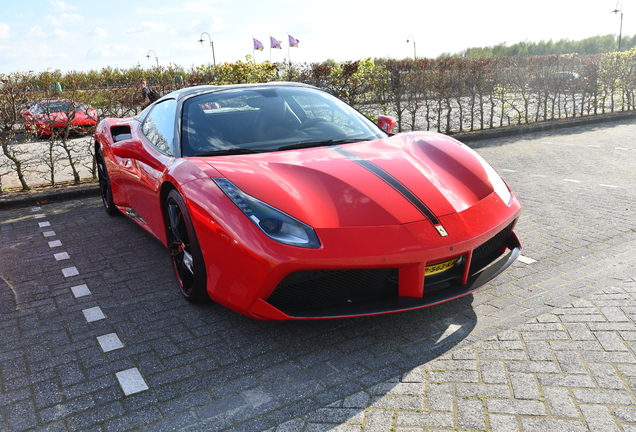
[38,100,86,114]
[180,87,386,157]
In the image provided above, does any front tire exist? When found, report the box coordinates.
[165,189,209,303]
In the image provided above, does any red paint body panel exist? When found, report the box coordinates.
[205,132,505,229]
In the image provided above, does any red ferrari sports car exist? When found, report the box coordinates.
[95,82,521,320]
[21,98,98,136]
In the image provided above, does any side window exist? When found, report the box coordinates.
[142,99,177,155]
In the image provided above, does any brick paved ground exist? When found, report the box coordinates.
[1,119,635,431]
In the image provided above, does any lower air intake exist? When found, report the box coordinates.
[267,269,398,314]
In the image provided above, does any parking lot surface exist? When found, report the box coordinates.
[1,120,636,431]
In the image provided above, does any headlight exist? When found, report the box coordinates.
[212,178,321,248]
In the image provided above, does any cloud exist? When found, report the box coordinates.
[54,28,72,40]
[47,0,76,11]
[123,22,167,36]
[29,42,71,61]
[45,13,83,26]
[42,49,70,61]
[168,41,201,53]
[0,23,10,38]
[87,27,107,38]
[86,44,139,60]
[136,1,222,16]
[0,38,73,68]
[27,26,47,37]
[169,16,224,38]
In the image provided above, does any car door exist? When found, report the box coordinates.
[127,98,178,236]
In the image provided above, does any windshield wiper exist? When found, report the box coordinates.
[195,148,269,156]
[277,138,369,151]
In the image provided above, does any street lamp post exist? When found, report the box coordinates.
[146,50,159,67]
[198,32,216,67]
[611,3,624,51]
[406,34,416,61]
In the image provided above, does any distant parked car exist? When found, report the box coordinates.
[529,71,585,90]
[20,99,98,136]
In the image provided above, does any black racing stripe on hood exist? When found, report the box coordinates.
[332,146,440,225]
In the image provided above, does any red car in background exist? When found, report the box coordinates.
[20,99,98,136]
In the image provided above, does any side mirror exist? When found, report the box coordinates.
[112,139,164,171]
[377,115,397,134]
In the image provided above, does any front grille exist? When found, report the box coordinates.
[470,220,515,272]
[267,269,398,313]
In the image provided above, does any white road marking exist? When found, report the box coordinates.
[54,252,70,261]
[97,333,124,352]
[563,179,581,183]
[71,284,91,298]
[518,255,537,264]
[30,206,151,397]
[615,147,629,150]
[600,184,620,188]
[31,207,41,212]
[116,368,149,396]
[588,145,600,147]
[62,267,79,277]
[532,174,548,178]
[501,169,517,172]
[82,306,106,322]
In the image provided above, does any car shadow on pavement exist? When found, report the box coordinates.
[148,277,478,426]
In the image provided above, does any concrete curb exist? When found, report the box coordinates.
[0,183,100,210]
[1,110,635,210]
[453,110,636,142]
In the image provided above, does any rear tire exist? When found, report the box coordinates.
[165,189,209,303]
[96,147,119,216]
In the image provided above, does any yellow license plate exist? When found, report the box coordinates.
[425,257,459,276]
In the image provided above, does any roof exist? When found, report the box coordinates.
[165,81,319,103]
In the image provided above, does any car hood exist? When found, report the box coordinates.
[202,132,504,228]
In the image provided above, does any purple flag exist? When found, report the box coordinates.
[288,35,299,48]
[270,36,282,49]
[253,38,264,51]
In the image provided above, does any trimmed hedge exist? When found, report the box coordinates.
[3,51,636,191]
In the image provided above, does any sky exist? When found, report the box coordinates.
[0,0,632,74]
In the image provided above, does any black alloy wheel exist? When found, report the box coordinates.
[165,189,209,303]
[96,147,119,216]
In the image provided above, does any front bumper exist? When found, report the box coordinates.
[251,227,521,319]
[185,178,522,320]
